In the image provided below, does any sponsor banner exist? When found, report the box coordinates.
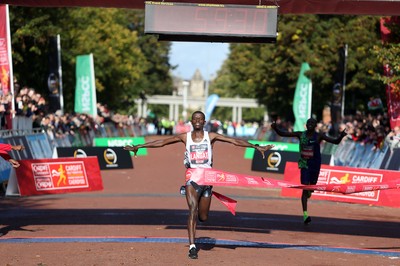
[93,137,147,156]
[251,149,330,174]
[75,54,97,117]
[244,140,299,159]
[57,147,133,170]
[0,5,12,96]
[204,94,219,121]
[10,157,103,196]
[293,62,312,131]
[281,162,400,207]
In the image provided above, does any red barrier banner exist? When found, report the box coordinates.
[8,157,103,196]
[281,162,400,207]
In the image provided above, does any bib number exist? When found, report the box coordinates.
[301,146,314,159]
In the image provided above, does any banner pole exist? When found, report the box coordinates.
[5,5,15,120]
[57,34,64,115]
[341,44,348,118]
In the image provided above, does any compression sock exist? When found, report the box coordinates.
[303,211,312,224]
[303,211,308,221]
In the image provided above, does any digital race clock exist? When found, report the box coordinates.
[144,1,278,43]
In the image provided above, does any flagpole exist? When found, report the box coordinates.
[57,34,64,115]
[89,53,97,118]
[5,5,14,119]
[341,44,348,118]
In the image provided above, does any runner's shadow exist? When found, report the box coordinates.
[0,225,37,237]
[196,237,319,251]
[0,208,399,239]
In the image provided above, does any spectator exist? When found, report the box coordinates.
[385,126,400,150]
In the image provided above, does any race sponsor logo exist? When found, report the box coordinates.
[32,164,51,176]
[73,149,87,158]
[244,177,260,185]
[103,148,118,168]
[314,169,383,201]
[267,152,281,171]
[204,170,239,184]
[217,172,225,182]
[31,162,89,191]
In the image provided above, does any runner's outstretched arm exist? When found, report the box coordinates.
[124,135,185,156]
[209,132,274,159]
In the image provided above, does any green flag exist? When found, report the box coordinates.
[75,54,97,117]
[293,62,312,131]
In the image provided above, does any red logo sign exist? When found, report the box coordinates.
[31,162,89,191]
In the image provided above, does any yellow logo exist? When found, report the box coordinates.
[267,152,281,168]
[340,173,350,184]
[217,173,225,182]
[57,164,66,186]
[104,148,117,165]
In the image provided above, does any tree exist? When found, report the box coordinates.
[372,17,400,97]
[10,7,67,93]
[9,7,174,115]
[210,15,384,121]
[125,9,174,116]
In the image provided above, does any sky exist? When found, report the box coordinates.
[169,42,229,81]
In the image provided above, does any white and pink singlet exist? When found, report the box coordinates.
[184,131,213,182]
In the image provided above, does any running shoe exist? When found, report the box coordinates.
[188,247,198,259]
[180,186,186,195]
[304,216,312,225]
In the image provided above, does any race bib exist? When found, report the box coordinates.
[301,146,314,159]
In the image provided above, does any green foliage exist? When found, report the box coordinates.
[373,43,400,85]
[9,7,173,115]
[372,18,400,91]
[210,15,384,121]
[10,7,67,92]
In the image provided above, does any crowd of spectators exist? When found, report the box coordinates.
[0,84,146,146]
[256,110,400,153]
[0,84,13,130]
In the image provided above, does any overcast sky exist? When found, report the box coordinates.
[169,42,229,80]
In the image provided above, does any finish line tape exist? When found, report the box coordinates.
[186,168,400,194]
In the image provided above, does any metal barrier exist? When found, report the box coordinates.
[332,139,391,170]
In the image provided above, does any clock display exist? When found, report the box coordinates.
[145,2,278,43]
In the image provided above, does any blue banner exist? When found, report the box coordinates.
[205,94,219,121]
